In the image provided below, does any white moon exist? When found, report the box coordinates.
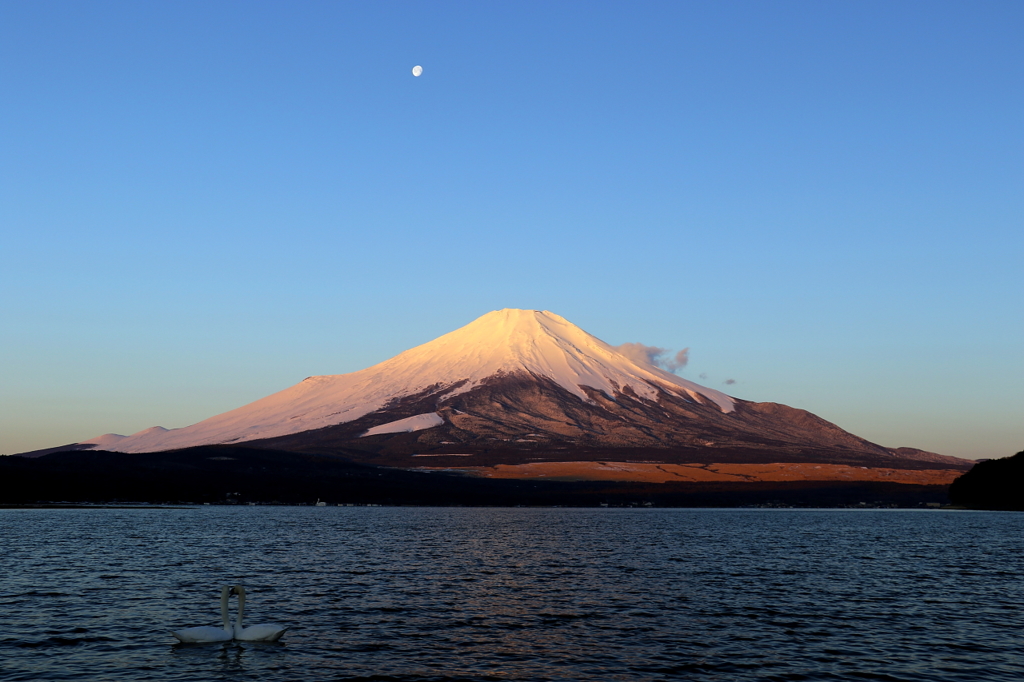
[412,65,423,77]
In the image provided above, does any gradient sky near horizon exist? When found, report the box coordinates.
[2,1,1021,460]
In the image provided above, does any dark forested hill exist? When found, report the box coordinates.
[948,450,1024,510]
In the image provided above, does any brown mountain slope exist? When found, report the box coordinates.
[247,372,972,475]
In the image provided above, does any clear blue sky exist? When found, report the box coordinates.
[2,1,1021,459]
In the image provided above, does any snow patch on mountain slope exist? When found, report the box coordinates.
[361,413,444,437]
[105,309,735,453]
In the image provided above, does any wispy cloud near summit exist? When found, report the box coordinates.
[616,343,689,373]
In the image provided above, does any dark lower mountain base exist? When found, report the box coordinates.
[233,374,971,473]
[2,445,951,508]
[236,376,972,472]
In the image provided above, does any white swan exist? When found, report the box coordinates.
[231,585,288,641]
[172,586,233,643]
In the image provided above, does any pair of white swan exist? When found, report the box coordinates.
[172,585,287,643]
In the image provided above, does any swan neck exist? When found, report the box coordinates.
[220,586,230,631]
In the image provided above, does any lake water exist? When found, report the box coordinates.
[1,507,1021,681]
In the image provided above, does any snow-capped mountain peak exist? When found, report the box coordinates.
[96,309,734,453]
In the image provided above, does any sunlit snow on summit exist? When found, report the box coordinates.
[92,309,734,453]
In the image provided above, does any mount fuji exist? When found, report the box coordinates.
[53,309,970,481]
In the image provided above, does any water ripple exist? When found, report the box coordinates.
[0,508,1022,681]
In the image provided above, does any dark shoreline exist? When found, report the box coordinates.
[1,445,955,508]
[0,504,195,509]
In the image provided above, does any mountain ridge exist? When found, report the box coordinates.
[25,309,974,477]
[75,309,736,454]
